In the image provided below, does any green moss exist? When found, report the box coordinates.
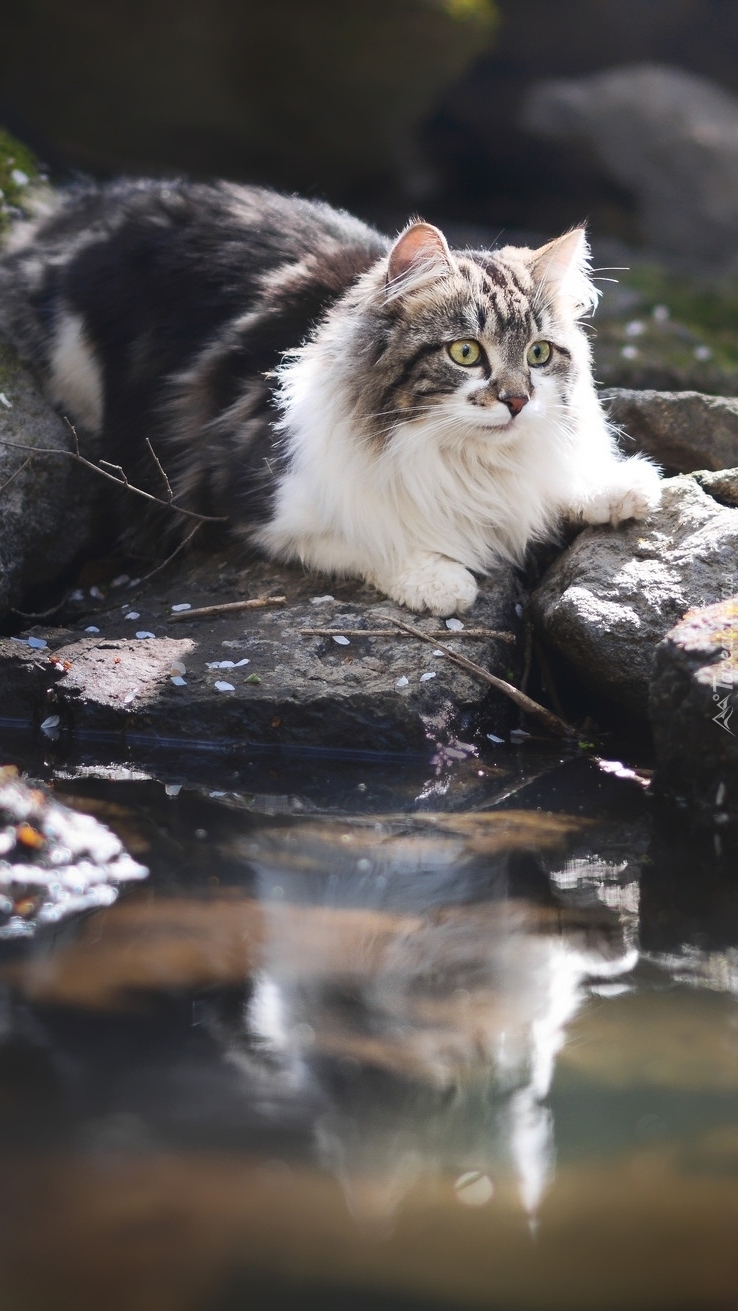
[0,128,41,233]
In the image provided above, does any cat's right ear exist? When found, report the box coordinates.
[385,222,453,300]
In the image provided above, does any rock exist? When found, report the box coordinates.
[649,598,738,839]
[532,475,738,715]
[0,337,96,617]
[0,764,147,938]
[607,391,738,473]
[520,64,738,272]
[692,467,738,508]
[0,549,520,755]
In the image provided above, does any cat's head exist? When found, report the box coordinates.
[341,220,599,450]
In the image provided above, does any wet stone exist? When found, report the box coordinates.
[0,549,521,754]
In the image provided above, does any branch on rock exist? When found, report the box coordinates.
[386,615,577,740]
[300,627,516,641]
[168,595,287,621]
[0,426,227,526]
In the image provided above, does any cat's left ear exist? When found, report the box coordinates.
[386,221,453,300]
[527,228,599,318]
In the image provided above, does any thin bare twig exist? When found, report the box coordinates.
[386,615,576,739]
[131,521,204,586]
[13,590,76,621]
[300,627,516,641]
[168,595,287,621]
[145,437,174,503]
[0,454,33,496]
[99,459,130,484]
[0,428,226,525]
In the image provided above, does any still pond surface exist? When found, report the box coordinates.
[0,734,736,1311]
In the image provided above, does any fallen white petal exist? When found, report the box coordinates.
[310,595,335,605]
[27,637,48,649]
[170,675,187,687]
[420,671,436,682]
[333,635,350,646]
[135,631,156,640]
[85,626,100,634]
[445,617,464,631]
[395,676,409,688]
[214,680,235,692]
[170,603,191,612]
[125,611,140,621]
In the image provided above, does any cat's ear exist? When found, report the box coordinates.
[527,228,599,318]
[386,221,453,300]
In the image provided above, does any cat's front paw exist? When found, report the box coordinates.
[578,458,662,527]
[379,556,478,617]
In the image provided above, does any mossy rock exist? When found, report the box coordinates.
[0,128,42,233]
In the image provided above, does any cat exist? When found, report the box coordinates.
[0,178,661,615]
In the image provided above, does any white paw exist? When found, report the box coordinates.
[578,458,662,527]
[378,556,478,617]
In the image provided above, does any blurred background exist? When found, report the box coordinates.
[2,0,738,389]
[0,0,737,237]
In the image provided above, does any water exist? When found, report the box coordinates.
[0,733,736,1311]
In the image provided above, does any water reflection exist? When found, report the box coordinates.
[0,764,736,1311]
[210,814,641,1224]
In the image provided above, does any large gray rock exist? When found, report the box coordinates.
[532,475,738,714]
[521,64,738,271]
[650,598,738,838]
[692,467,738,508]
[608,391,738,473]
[0,549,520,754]
[0,337,95,616]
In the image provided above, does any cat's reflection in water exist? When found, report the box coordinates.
[215,830,638,1225]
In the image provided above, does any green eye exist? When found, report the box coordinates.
[448,339,482,367]
[526,341,552,367]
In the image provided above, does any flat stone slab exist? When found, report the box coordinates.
[0,550,520,755]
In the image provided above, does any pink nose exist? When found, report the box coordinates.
[500,393,529,417]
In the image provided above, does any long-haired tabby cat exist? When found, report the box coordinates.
[0,179,660,615]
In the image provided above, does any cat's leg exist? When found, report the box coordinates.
[369,552,478,616]
[570,454,662,527]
